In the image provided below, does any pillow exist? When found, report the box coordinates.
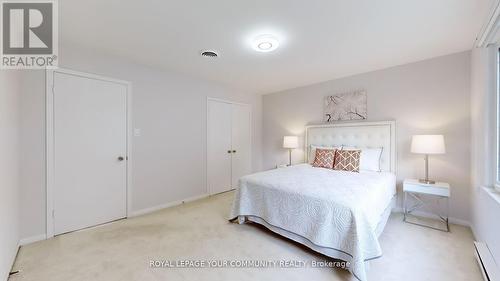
[333,150,361,172]
[309,145,342,164]
[341,146,383,172]
[359,148,383,172]
[312,148,336,169]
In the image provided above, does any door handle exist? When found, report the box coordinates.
[227,150,232,154]
[118,156,125,161]
[232,150,236,153]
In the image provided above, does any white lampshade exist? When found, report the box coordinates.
[411,135,446,154]
[283,136,299,149]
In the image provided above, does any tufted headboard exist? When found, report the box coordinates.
[305,121,396,173]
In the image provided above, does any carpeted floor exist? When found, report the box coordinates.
[10,191,482,281]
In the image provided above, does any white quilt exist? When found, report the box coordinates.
[229,164,396,281]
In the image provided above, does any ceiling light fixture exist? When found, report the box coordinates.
[252,35,279,52]
[200,50,219,58]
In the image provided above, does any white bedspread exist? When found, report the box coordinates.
[229,164,396,281]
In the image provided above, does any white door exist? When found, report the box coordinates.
[207,99,252,195]
[207,100,233,195]
[53,72,128,235]
[231,104,252,188]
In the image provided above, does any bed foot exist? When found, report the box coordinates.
[237,216,247,224]
[228,216,248,224]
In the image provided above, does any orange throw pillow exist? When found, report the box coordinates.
[312,148,336,169]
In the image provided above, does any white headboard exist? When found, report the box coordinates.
[305,121,396,173]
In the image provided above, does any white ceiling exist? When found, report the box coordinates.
[60,0,492,94]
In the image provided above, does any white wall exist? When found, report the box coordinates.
[19,71,45,243]
[0,70,21,280]
[262,51,472,222]
[470,46,500,263]
[19,44,263,240]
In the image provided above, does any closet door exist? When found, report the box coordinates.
[231,104,252,188]
[207,100,233,195]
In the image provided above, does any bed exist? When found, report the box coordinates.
[229,121,397,281]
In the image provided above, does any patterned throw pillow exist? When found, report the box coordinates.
[334,150,361,172]
[312,148,336,169]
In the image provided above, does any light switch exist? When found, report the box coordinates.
[133,128,141,137]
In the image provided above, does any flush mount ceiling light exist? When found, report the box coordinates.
[252,35,279,52]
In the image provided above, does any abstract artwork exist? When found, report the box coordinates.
[324,90,367,122]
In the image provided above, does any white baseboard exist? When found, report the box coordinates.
[129,193,210,217]
[469,223,479,240]
[3,242,20,281]
[19,234,46,246]
[391,207,471,227]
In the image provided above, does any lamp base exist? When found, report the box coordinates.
[418,179,436,184]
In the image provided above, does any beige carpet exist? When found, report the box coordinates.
[10,191,482,281]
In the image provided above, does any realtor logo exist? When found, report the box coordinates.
[1,0,58,69]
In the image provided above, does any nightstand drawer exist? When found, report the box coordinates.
[403,181,450,197]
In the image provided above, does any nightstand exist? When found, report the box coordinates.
[403,179,450,232]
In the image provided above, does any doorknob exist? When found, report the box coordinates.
[232,150,236,153]
[118,156,125,161]
[227,150,232,154]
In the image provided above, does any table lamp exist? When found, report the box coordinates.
[283,136,299,166]
[411,135,446,184]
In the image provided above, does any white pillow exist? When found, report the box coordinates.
[359,148,383,172]
[309,145,341,164]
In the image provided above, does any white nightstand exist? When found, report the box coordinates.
[403,179,450,232]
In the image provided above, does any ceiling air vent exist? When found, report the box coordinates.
[200,50,219,58]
